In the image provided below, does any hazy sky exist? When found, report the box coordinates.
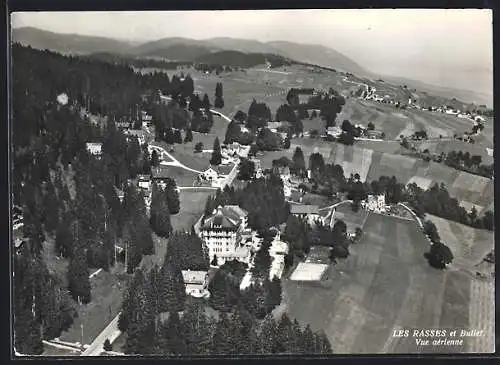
[12,10,493,98]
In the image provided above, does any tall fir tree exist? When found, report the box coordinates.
[210,137,222,166]
[165,178,181,215]
[67,238,91,304]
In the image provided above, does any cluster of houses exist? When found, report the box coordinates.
[357,85,490,127]
[325,124,384,140]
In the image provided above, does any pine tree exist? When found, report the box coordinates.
[276,314,295,353]
[43,181,59,234]
[291,147,306,177]
[214,82,224,109]
[224,121,241,144]
[67,240,91,304]
[315,331,333,354]
[165,127,175,144]
[211,313,233,354]
[202,94,211,109]
[123,269,156,355]
[181,299,211,354]
[158,263,186,313]
[184,128,193,143]
[165,178,180,215]
[151,150,160,167]
[13,246,44,354]
[150,186,172,238]
[162,311,186,355]
[251,236,272,280]
[210,137,222,166]
[258,315,277,354]
[299,324,316,353]
[55,217,73,258]
[174,129,182,144]
[103,338,113,351]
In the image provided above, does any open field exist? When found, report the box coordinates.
[58,268,128,346]
[281,213,494,353]
[332,202,369,232]
[161,165,199,186]
[257,137,493,208]
[425,214,494,272]
[415,140,494,165]
[42,345,81,356]
[170,190,213,232]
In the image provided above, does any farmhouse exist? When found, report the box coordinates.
[283,182,293,198]
[86,142,102,157]
[200,167,219,182]
[116,121,131,130]
[361,194,388,213]
[290,204,321,225]
[151,167,171,189]
[366,130,384,139]
[251,158,263,178]
[275,165,291,181]
[137,174,151,191]
[267,121,284,132]
[181,270,209,298]
[326,126,342,138]
[125,129,147,145]
[200,205,252,267]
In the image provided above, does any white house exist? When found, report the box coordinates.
[283,183,293,198]
[200,205,252,267]
[361,194,388,213]
[86,142,102,157]
[326,126,342,138]
[137,174,151,191]
[181,270,210,298]
[290,204,321,225]
[125,129,147,145]
[267,121,283,133]
[268,231,289,280]
[200,167,219,182]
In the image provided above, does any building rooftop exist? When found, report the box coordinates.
[290,204,320,215]
[202,205,248,230]
[151,167,171,180]
[181,270,207,285]
[290,262,329,281]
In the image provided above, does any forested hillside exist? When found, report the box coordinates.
[11,44,177,354]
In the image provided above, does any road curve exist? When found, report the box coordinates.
[80,314,121,356]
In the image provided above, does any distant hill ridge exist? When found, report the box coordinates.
[12,27,491,106]
[11,27,366,74]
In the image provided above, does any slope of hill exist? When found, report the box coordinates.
[265,40,368,75]
[195,50,292,68]
[131,37,220,56]
[204,38,368,75]
[11,27,133,55]
[136,43,218,61]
